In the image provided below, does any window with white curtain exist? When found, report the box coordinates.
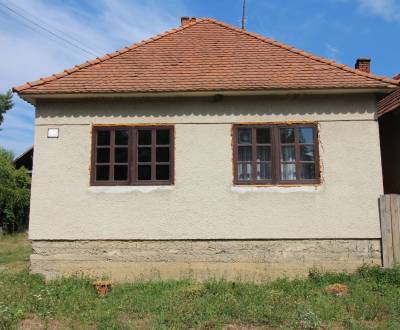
[233,124,320,185]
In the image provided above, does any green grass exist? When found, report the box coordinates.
[1,235,400,329]
[0,233,31,272]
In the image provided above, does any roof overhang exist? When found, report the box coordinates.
[18,87,398,105]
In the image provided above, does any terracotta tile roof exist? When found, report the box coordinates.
[377,88,400,117]
[13,18,399,95]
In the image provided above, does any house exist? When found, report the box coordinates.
[14,146,33,176]
[377,82,400,194]
[14,17,399,281]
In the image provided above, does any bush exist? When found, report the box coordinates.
[357,264,400,285]
[0,148,30,233]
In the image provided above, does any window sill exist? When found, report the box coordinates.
[88,186,174,194]
[231,184,322,193]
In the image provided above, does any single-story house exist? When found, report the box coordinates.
[14,17,400,281]
[14,146,34,176]
[378,82,400,194]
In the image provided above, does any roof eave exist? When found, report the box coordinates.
[18,87,399,105]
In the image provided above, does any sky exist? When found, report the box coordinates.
[0,0,399,156]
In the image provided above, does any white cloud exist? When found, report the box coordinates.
[325,43,340,61]
[0,0,187,154]
[358,0,400,22]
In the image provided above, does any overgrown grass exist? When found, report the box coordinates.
[1,234,400,329]
[0,233,30,272]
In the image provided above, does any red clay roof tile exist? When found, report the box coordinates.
[377,88,400,117]
[13,18,399,95]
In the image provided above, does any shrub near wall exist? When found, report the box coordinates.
[0,148,30,234]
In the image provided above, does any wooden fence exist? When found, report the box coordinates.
[379,194,400,267]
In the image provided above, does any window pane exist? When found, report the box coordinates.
[257,163,271,180]
[96,165,109,181]
[115,130,129,145]
[114,165,128,180]
[138,165,151,180]
[281,164,296,180]
[300,145,314,161]
[280,128,295,143]
[301,163,316,179]
[238,163,252,180]
[138,147,151,162]
[281,146,295,162]
[115,148,128,163]
[156,129,170,145]
[257,146,271,161]
[156,165,169,180]
[97,131,110,146]
[138,130,151,145]
[256,128,270,144]
[156,147,169,162]
[299,127,314,144]
[238,128,252,144]
[238,146,252,161]
[96,148,110,163]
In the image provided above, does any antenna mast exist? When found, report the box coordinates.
[241,0,246,30]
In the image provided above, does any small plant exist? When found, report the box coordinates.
[296,310,322,329]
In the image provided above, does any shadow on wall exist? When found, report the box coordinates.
[35,94,376,120]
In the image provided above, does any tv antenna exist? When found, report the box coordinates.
[241,0,246,30]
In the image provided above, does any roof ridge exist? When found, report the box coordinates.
[204,18,399,87]
[14,18,207,93]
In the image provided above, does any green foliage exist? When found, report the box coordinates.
[357,264,400,285]
[0,90,13,127]
[0,148,30,233]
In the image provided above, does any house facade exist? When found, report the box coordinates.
[15,17,399,281]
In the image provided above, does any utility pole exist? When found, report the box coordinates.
[241,0,246,30]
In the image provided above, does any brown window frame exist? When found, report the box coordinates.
[91,125,174,186]
[233,123,320,185]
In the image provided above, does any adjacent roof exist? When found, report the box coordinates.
[14,18,399,97]
[377,88,400,117]
[14,146,33,173]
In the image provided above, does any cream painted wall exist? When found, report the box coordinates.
[29,94,383,240]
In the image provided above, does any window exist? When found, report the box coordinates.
[233,124,319,185]
[91,126,174,185]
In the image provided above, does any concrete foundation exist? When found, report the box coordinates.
[31,239,382,281]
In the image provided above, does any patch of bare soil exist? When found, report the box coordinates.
[223,324,274,330]
[119,313,154,329]
[18,314,90,330]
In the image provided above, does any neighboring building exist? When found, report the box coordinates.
[377,83,400,194]
[14,146,33,176]
[14,17,399,281]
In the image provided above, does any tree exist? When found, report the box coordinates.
[0,147,31,233]
[0,90,14,127]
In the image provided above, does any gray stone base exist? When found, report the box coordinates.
[31,239,382,281]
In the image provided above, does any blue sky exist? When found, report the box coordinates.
[0,0,399,156]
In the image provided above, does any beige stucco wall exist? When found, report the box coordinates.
[29,94,383,240]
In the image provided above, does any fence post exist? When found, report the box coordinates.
[390,195,400,265]
[379,194,400,267]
